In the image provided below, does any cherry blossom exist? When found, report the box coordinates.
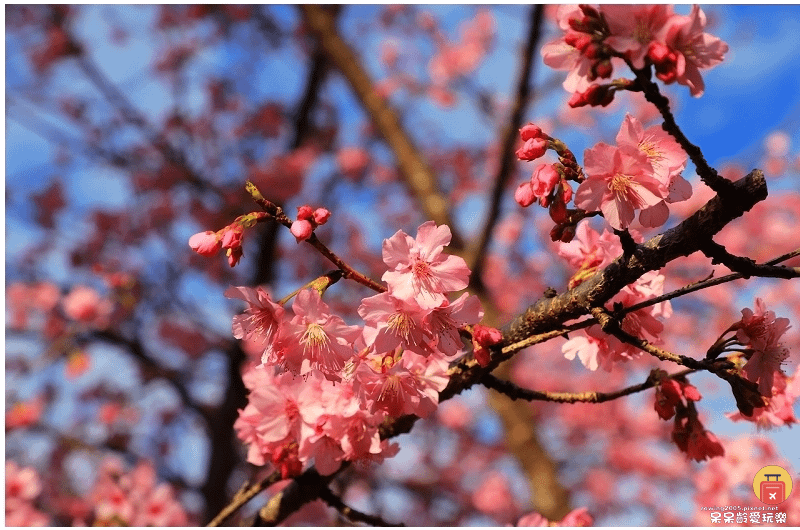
[382,221,471,309]
[575,142,669,230]
[656,5,729,96]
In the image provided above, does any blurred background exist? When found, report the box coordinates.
[5,5,800,526]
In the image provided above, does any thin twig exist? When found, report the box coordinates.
[481,368,695,404]
[206,471,282,527]
[319,488,402,527]
[246,181,386,293]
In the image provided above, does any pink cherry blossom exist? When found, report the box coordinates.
[358,291,433,356]
[657,5,729,97]
[284,288,361,379]
[382,221,471,309]
[574,142,668,230]
[514,181,536,207]
[530,163,560,200]
[735,298,793,396]
[728,370,799,429]
[602,5,674,69]
[354,349,449,418]
[225,285,285,346]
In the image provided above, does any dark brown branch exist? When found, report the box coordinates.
[633,67,734,195]
[501,169,768,352]
[481,369,694,404]
[701,240,800,279]
[469,5,544,279]
[319,487,402,527]
[298,5,463,250]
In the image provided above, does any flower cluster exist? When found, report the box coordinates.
[541,4,728,103]
[188,211,268,267]
[575,114,690,230]
[558,224,672,371]
[229,222,483,476]
[290,204,331,242]
[514,115,690,233]
[5,461,49,527]
[89,458,188,526]
[721,298,798,428]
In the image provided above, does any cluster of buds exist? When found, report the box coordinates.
[651,370,724,462]
[290,205,331,242]
[514,123,588,243]
[471,324,503,367]
[653,370,702,420]
[188,211,268,267]
[568,78,635,109]
[562,5,615,83]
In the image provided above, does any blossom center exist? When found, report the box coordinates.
[300,323,330,353]
[609,173,633,197]
[387,312,413,340]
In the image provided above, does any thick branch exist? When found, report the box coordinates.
[502,169,768,349]
[298,5,462,249]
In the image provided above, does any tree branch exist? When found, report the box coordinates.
[468,5,544,279]
[298,4,463,250]
[481,369,695,404]
[319,487,402,527]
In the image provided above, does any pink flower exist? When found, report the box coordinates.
[358,292,432,356]
[736,298,792,396]
[188,230,221,256]
[673,416,725,462]
[5,461,42,504]
[602,5,674,69]
[423,292,483,358]
[519,123,543,141]
[224,285,285,348]
[657,5,729,97]
[530,163,561,200]
[284,289,361,379]
[337,147,370,180]
[382,221,471,309]
[313,207,330,225]
[62,285,112,326]
[574,142,668,230]
[355,350,449,418]
[728,370,799,429]
[615,114,688,188]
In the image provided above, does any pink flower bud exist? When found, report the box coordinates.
[474,346,491,368]
[189,231,221,256]
[313,207,331,225]
[519,123,543,141]
[515,137,547,161]
[227,246,243,267]
[290,219,313,242]
[296,205,313,221]
[221,225,243,249]
[593,59,613,79]
[514,182,536,207]
[530,164,560,198]
[473,324,502,347]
